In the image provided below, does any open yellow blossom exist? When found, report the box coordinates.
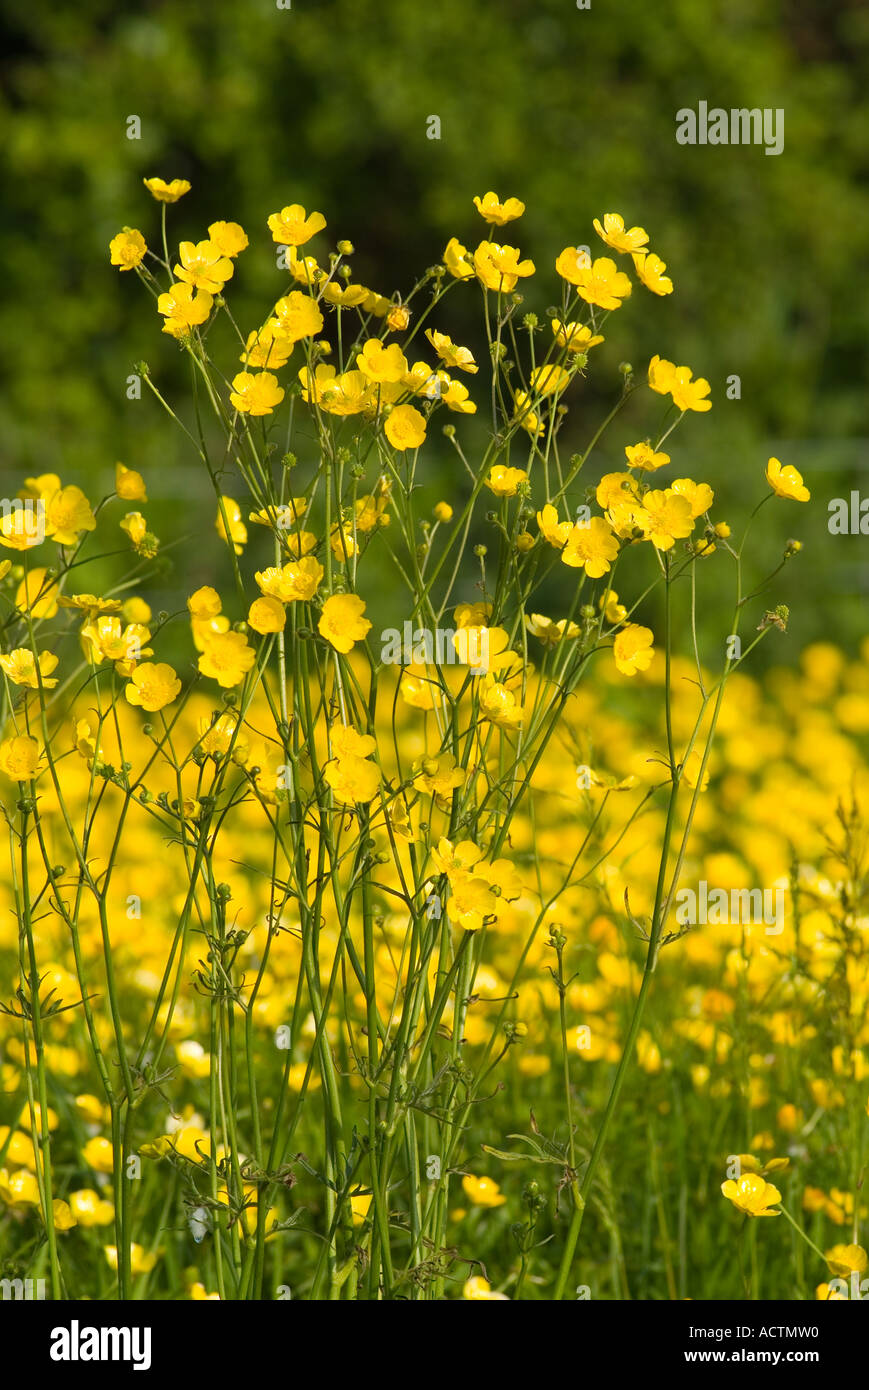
[648,354,677,394]
[385,403,426,451]
[443,236,474,279]
[0,648,59,689]
[487,465,528,498]
[562,516,620,577]
[825,1243,868,1278]
[552,320,604,352]
[473,241,535,292]
[632,250,673,295]
[267,204,326,246]
[625,442,670,472]
[45,486,96,545]
[109,227,147,270]
[241,323,293,370]
[425,329,478,373]
[537,504,571,548]
[441,379,477,413]
[230,371,285,417]
[124,662,181,712]
[157,282,212,337]
[143,176,190,203]
[256,557,323,603]
[318,593,372,653]
[174,240,234,294]
[273,291,324,342]
[473,191,525,225]
[593,213,649,255]
[766,457,810,502]
[207,221,248,257]
[613,623,655,676]
[638,489,695,549]
[669,365,712,413]
[198,631,256,688]
[356,339,408,384]
[671,478,714,517]
[248,595,286,634]
[529,364,570,396]
[721,1173,782,1216]
[324,754,380,805]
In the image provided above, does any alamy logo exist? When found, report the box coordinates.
[675,880,786,934]
[828,492,869,535]
[1,1276,46,1300]
[676,103,784,156]
[381,622,490,670]
[0,497,46,544]
[50,1320,152,1371]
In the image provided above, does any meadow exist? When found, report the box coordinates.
[0,179,866,1302]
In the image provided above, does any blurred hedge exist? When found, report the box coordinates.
[2,0,868,654]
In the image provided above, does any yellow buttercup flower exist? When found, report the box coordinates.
[157,282,212,337]
[174,240,235,294]
[143,176,191,203]
[562,517,620,577]
[825,1243,868,1278]
[198,631,256,688]
[229,371,285,417]
[356,339,408,384]
[207,221,249,257]
[720,1173,782,1217]
[45,485,97,545]
[273,291,324,342]
[124,662,182,713]
[473,191,525,225]
[385,403,427,451]
[552,320,604,352]
[556,253,632,310]
[267,204,326,247]
[324,754,380,805]
[318,594,372,654]
[115,462,147,501]
[69,1189,115,1227]
[248,596,286,634]
[638,489,695,550]
[104,1243,159,1275]
[669,365,712,413]
[593,213,649,255]
[109,227,147,270]
[215,496,248,554]
[473,241,535,292]
[766,457,810,502]
[0,735,41,781]
[443,236,474,279]
[462,1174,507,1207]
[486,466,528,498]
[255,558,324,603]
[425,329,478,374]
[16,569,59,617]
[0,648,59,689]
[632,250,673,295]
[613,623,655,676]
[463,1276,509,1300]
[625,442,670,472]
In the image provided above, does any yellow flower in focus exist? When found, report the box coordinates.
[766,457,810,502]
[143,176,190,202]
[0,648,59,689]
[45,486,97,545]
[157,282,212,337]
[552,320,604,352]
[109,227,147,270]
[356,339,408,384]
[248,596,286,634]
[425,329,478,374]
[124,662,181,713]
[632,250,674,295]
[385,403,427,451]
[625,442,670,473]
[721,1173,782,1217]
[473,191,525,225]
[562,517,619,577]
[267,204,327,247]
[555,252,631,309]
[648,354,677,394]
[198,631,256,688]
[593,213,649,255]
[671,478,714,518]
[255,558,323,603]
[318,594,372,654]
[0,736,41,781]
[16,569,59,617]
[207,221,248,257]
[273,291,324,342]
[486,466,528,498]
[324,754,380,805]
[537,504,571,549]
[473,241,535,292]
[174,240,234,294]
[229,371,285,417]
[529,364,570,397]
[462,1174,507,1207]
[613,624,655,676]
[638,489,695,550]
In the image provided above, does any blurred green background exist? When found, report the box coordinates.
[2,0,868,658]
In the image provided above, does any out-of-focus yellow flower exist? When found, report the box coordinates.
[69,1189,115,1227]
[462,1175,507,1207]
[0,735,41,781]
[463,1276,510,1300]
